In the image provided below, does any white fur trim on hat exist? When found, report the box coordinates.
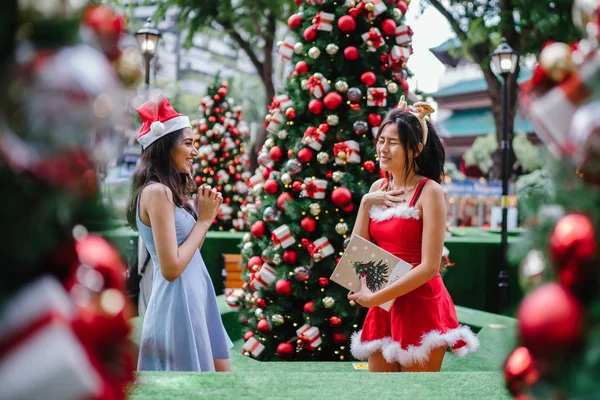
[139,115,192,149]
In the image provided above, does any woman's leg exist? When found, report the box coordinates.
[368,351,401,372]
[213,359,232,372]
[401,346,447,372]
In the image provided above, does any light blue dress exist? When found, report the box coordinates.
[136,189,233,372]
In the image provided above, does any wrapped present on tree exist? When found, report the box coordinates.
[367,87,387,107]
[224,137,236,150]
[301,177,328,199]
[272,224,296,249]
[253,263,277,290]
[362,27,384,49]
[223,117,237,128]
[212,123,225,135]
[218,204,234,221]
[266,110,284,134]
[306,0,325,4]
[369,0,387,16]
[225,288,245,311]
[306,73,330,99]
[242,336,265,358]
[302,126,327,151]
[313,11,335,32]
[200,95,214,109]
[312,237,335,261]
[390,45,411,64]
[271,94,293,111]
[395,25,413,46]
[277,37,295,61]
[296,324,322,351]
[334,140,361,164]
[232,217,246,231]
[235,181,249,194]
[249,173,265,187]
[198,145,215,159]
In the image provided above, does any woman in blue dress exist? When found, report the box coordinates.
[126,94,233,372]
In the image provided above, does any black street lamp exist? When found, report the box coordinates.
[135,18,162,87]
[491,38,518,313]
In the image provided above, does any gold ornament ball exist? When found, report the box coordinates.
[366,40,373,48]
[539,42,576,83]
[335,80,349,92]
[327,114,340,126]
[317,152,330,164]
[326,43,340,55]
[314,72,323,79]
[309,203,321,216]
[313,252,323,262]
[294,42,304,54]
[365,2,374,11]
[278,129,288,140]
[323,296,335,308]
[207,177,214,184]
[281,173,292,185]
[349,300,357,307]
[345,0,356,7]
[272,314,285,326]
[201,160,208,167]
[393,8,403,20]
[387,82,399,94]
[338,151,347,160]
[116,48,144,88]
[335,222,349,235]
[332,171,344,182]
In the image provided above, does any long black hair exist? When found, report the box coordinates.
[126,129,195,229]
[376,107,445,184]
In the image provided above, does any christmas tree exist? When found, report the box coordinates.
[193,78,253,231]
[235,0,413,361]
[0,2,141,398]
[353,260,389,291]
[503,3,600,397]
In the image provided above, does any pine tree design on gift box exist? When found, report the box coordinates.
[352,260,389,292]
[236,0,414,361]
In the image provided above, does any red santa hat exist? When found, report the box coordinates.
[136,94,191,149]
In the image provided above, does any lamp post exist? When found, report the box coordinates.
[491,38,518,313]
[135,18,162,87]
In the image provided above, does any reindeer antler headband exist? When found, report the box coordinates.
[397,95,435,146]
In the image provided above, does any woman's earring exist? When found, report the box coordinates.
[414,161,420,172]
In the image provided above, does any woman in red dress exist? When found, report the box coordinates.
[349,98,479,372]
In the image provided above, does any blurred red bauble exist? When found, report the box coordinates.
[342,203,355,213]
[517,283,583,356]
[194,176,202,185]
[243,331,255,341]
[283,250,297,265]
[550,214,596,274]
[71,235,126,291]
[301,217,317,233]
[288,14,302,30]
[295,61,309,75]
[213,94,221,102]
[397,1,408,15]
[251,221,267,239]
[285,107,296,120]
[298,148,314,163]
[344,46,359,60]
[269,146,283,162]
[338,15,356,33]
[504,346,540,396]
[318,277,329,287]
[333,332,349,344]
[294,0,302,4]
[292,181,303,192]
[218,87,227,97]
[324,92,343,110]
[288,149,295,158]
[368,113,382,127]
[262,168,272,179]
[248,256,263,271]
[264,179,279,195]
[303,301,316,313]
[308,99,323,115]
[277,342,295,359]
[360,72,376,86]
[277,192,293,210]
[257,319,271,334]
[329,316,342,327]
[275,279,292,296]
[332,187,352,207]
[222,81,229,88]
[363,160,376,172]
[304,26,317,41]
[400,79,409,93]
[256,298,266,308]
[200,124,208,132]
[235,173,242,181]
[208,116,217,123]
[381,19,397,36]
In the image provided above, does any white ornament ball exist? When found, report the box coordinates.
[301,79,309,90]
[327,114,340,126]
[317,152,330,164]
[309,47,321,59]
[332,171,344,183]
[309,203,321,216]
[539,42,576,82]
[264,138,275,149]
[326,43,339,55]
[255,308,264,319]
[335,222,349,235]
[294,42,304,54]
[281,173,292,185]
[224,184,233,192]
[345,0,356,7]
[243,232,252,242]
[335,80,349,92]
[322,296,335,309]
[278,130,288,140]
[387,82,399,94]
[393,8,403,20]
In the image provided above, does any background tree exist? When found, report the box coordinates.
[425,0,579,179]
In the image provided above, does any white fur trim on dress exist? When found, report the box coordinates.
[369,204,420,222]
[350,325,480,366]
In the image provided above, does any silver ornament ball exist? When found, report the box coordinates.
[309,203,321,216]
[332,171,344,183]
[308,47,321,59]
[327,114,340,126]
[326,43,339,55]
[335,80,349,92]
[317,152,330,164]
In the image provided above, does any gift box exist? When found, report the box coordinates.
[306,0,325,4]
[242,337,265,358]
[362,27,384,49]
[232,217,246,231]
[235,181,249,194]
[395,25,413,46]
[198,145,215,160]
[266,110,284,134]
[301,178,328,199]
[225,289,245,311]
[334,140,361,164]
[306,74,330,99]
[370,0,387,16]
[367,87,387,107]
[302,127,327,151]
[200,95,214,109]
[253,263,277,290]
[313,237,335,260]
[390,45,411,63]
[224,137,236,150]
[277,37,295,61]
[249,173,265,187]
[296,324,322,351]
[313,11,335,32]
[212,123,225,135]
[223,117,237,128]
[272,94,293,111]
[271,224,296,249]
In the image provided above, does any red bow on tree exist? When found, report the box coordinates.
[301,238,317,256]
[370,89,386,106]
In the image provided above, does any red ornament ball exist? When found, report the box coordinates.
[342,202,355,213]
[344,46,359,60]
[288,14,302,30]
[550,213,596,268]
[360,71,377,86]
[318,277,329,287]
[261,168,272,179]
[333,332,349,344]
[301,217,317,233]
[304,26,317,41]
[324,92,343,110]
[298,148,314,163]
[338,15,356,33]
[303,301,316,313]
[381,19,397,36]
[517,283,583,356]
[308,99,323,115]
[294,0,302,5]
[208,116,217,123]
[331,187,352,207]
[283,250,297,265]
[213,94,221,102]
[295,61,309,75]
[329,316,342,327]
[248,256,263,271]
[263,179,279,195]
[363,160,376,172]
[400,79,409,93]
[288,149,295,158]
[218,87,227,97]
[277,192,293,210]
[194,176,202,185]
[200,124,208,132]
[397,1,408,15]
[251,221,267,239]
[269,146,283,162]
[285,107,296,120]
[275,279,292,296]
[257,319,271,334]
[256,298,266,308]
[504,346,540,396]
[292,181,303,192]
[243,331,255,341]
[277,342,295,359]
[368,113,382,127]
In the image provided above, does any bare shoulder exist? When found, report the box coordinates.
[421,180,445,203]
[141,183,174,207]
[369,178,385,192]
